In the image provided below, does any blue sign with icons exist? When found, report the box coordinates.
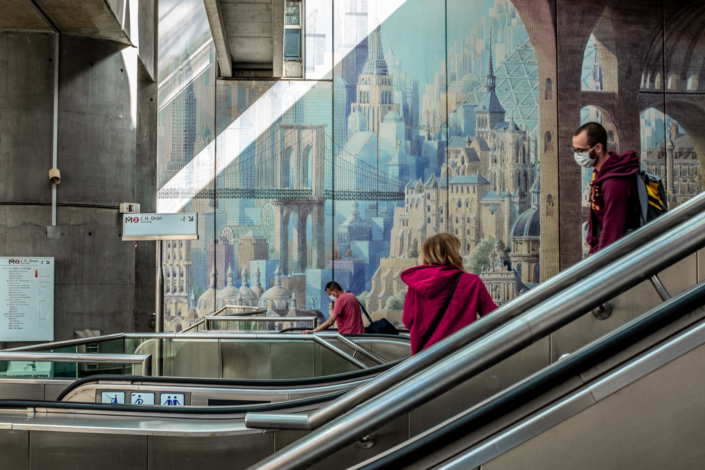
[101,392,125,404]
[131,392,155,405]
[160,393,185,406]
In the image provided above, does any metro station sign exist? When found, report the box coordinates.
[122,213,198,241]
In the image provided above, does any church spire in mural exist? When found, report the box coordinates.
[487,24,496,93]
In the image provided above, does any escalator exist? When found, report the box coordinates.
[353,275,705,469]
[0,331,411,403]
[0,194,704,469]
[244,195,705,470]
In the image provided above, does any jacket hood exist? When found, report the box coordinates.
[593,150,640,184]
[400,265,463,299]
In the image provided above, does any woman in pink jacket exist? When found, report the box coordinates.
[401,233,497,355]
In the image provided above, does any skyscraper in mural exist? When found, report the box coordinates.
[163,56,197,188]
[338,0,369,114]
[350,24,399,133]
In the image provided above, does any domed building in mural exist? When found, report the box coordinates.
[510,176,540,285]
[251,264,265,299]
[197,266,220,316]
[237,266,259,306]
[258,263,291,310]
[216,266,240,308]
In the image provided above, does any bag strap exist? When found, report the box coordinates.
[358,299,373,324]
[417,272,462,352]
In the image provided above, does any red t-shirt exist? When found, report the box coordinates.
[333,292,365,334]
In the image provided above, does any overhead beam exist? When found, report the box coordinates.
[272,0,284,78]
[203,0,233,78]
[1,0,53,32]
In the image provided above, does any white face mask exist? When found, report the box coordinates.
[574,146,597,168]
[329,294,336,302]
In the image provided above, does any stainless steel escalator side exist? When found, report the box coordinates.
[352,278,705,470]
[61,376,371,406]
[441,305,705,470]
[0,333,409,403]
[244,191,705,433]
[246,209,705,470]
[0,352,152,376]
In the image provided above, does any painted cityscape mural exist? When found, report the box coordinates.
[157,0,704,331]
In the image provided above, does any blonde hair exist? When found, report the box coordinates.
[420,233,466,272]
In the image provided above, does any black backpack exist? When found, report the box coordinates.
[358,300,399,335]
[635,169,668,226]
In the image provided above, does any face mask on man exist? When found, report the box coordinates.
[329,294,336,302]
[574,145,597,168]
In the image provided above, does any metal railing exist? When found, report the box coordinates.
[4,334,125,352]
[360,280,705,469]
[245,202,705,469]
[1,331,399,375]
[0,352,152,376]
[243,191,705,435]
[181,305,267,333]
[203,316,318,331]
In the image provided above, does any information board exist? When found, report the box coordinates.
[122,213,198,241]
[0,258,54,342]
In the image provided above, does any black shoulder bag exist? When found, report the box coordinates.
[416,273,462,352]
[359,300,399,335]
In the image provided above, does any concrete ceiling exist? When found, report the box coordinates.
[1,0,132,46]
[221,0,273,66]
[0,0,54,32]
[205,0,284,78]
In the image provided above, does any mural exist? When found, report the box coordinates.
[156,0,704,331]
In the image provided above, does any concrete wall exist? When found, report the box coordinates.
[0,25,157,343]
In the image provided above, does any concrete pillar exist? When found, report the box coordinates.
[0,30,157,343]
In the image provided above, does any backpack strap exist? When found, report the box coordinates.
[635,170,649,226]
[417,272,462,352]
[358,299,373,324]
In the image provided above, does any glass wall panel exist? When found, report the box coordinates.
[157,0,217,331]
[215,80,334,323]
[334,0,447,326]
[305,0,333,79]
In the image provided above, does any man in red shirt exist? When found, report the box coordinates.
[301,282,365,335]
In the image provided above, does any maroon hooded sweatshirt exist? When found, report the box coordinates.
[587,150,641,254]
[401,265,497,355]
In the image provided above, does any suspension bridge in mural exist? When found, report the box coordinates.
[157,124,406,202]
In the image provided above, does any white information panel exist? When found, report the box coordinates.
[122,213,198,241]
[0,257,54,342]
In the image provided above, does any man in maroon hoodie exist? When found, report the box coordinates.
[572,122,641,254]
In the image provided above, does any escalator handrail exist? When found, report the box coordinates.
[0,389,348,416]
[355,279,705,469]
[245,207,705,470]
[5,330,409,352]
[55,358,405,402]
[244,192,705,434]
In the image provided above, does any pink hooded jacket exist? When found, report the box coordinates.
[401,265,497,355]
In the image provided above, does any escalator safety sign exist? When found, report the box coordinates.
[101,392,125,404]
[131,392,155,405]
[160,393,185,406]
